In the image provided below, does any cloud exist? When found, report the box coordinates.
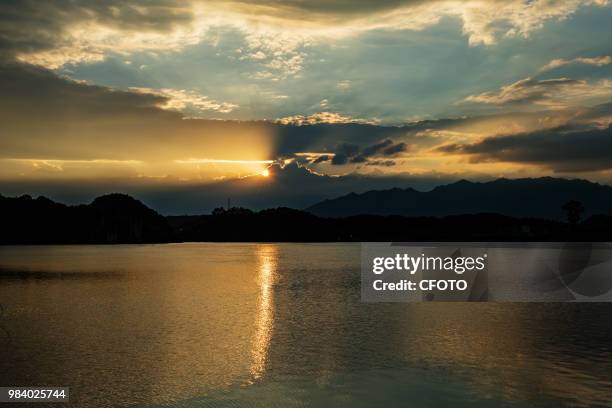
[337,143,360,157]
[464,77,612,109]
[0,62,272,166]
[129,87,238,116]
[321,138,408,166]
[241,31,308,80]
[2,1,197,68]
[361,139,394,156]
[366,160,396,167]
[465,77,581,105]
[274,111,379,126]
[336,80,352,91]
[541,56,612,71]
[331,153,349,165]
[0,62,428,175]
[312,155,332,164]
[438,124,612,172]
[210,0,610,46]
[0,62,437,181]
[382,142,408,155]
[270,104,612,169]
[3,58,612,186]
[2,0,609,71]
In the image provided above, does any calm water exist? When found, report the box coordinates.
[0,243,611,407]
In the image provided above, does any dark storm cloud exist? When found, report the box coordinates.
[271,116,476,159]
[272,123,427,166]
[331,153,348,165]
[440,125,612,172]
[362,139,394,156]
[350,155,368,164]
[326,139,408,165]
[382,142,408,155]
[312,155,331,164]
[337,143,360,157]
[273,124,406,156]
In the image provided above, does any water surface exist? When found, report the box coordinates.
[0,243,611,407]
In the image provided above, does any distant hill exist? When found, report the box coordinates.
[0,193,173,244]
[305,177,612,219]
[4,179,612,244]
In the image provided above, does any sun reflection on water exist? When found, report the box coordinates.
[250,244,278,380]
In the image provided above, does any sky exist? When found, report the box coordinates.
[1,0,612,213]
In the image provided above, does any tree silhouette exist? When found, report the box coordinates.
[562,200,585,225]
[212,207,226,216]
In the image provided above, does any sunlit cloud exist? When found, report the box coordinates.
[130,87,238,116]
[336,80,352,91]
[205,0,611,47]
[275,111,380,126]
[9,0,610,72]
[2,0,612,202]
[240,31,309,80]
[541,55,612,71]
[464,77,612,109]
[15,15,202,69]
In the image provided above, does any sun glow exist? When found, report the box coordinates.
[261,169,270,177]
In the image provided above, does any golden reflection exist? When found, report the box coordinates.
[250,244,278,380]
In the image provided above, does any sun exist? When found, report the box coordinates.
[261,169,270,177]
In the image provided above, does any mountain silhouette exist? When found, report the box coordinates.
[3,176,612,244]
[305,177,612,219]
[0,193,173,244]
[139,162,441,214]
